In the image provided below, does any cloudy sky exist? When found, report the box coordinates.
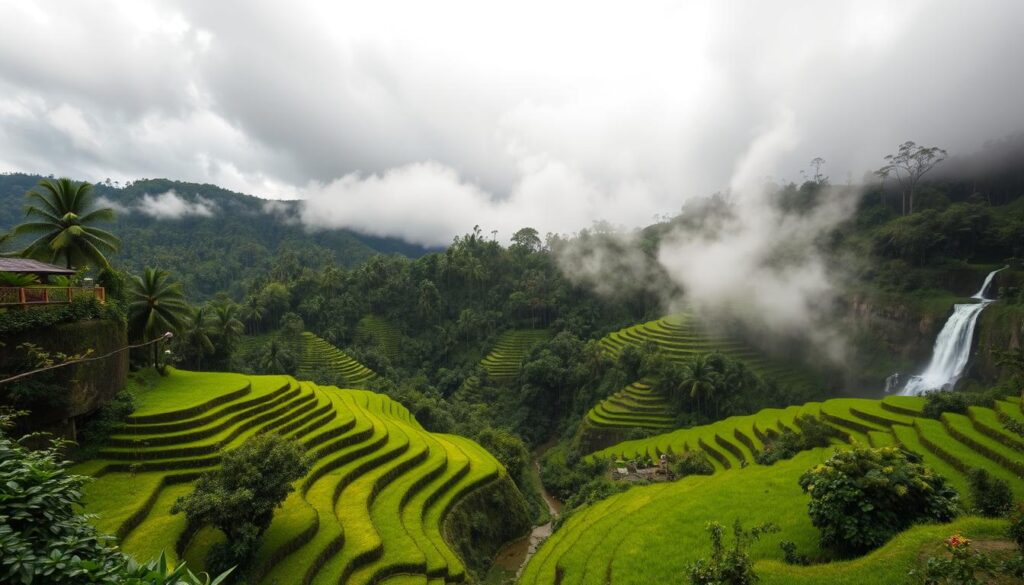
[1,0,1022,245]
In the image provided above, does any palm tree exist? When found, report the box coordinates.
[13,178,121,270]
[680,354,720,419]
[180,306,215,370]
[240,295,265,335]
[211,302,245,355]
[258,340,295,374]
[128,267,191,370]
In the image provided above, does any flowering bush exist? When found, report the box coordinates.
[910,534,997,585]
[798,447,959,554]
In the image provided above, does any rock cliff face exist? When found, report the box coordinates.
[846,295,941,364]
[842,268,1024,391]
[0,318,128,438]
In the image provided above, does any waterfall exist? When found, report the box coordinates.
[897,266,1007,396]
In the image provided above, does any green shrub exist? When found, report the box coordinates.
[922,388,1008,419]
[674,450,715,477]
[910,534,999,585]
[922,391,972,418]
[755,415,834,465]
[967,468,1013,517]
[1009,503,1024,551]
[779,540,809,565]
[798,447,959,555]
[171,433,311,577]
[0,296,124,334]
[0,410,230,584]
[77,390,135,455]
[686,520,779,585]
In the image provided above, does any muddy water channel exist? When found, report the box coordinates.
[490,445,562,582]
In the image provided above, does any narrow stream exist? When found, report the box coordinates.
[490,442,562,581]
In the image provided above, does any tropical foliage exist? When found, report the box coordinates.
[799,447,960,555]
[128,267,190,367]
[12,177,120,270]
[0,410,231,585]
[171,433,311,575]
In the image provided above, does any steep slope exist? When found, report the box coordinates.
[75,368,528,584]
[480,329,551,383]
[579,313,823,448]
[523,394,1024,584]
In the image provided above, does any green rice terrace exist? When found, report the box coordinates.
[479,329,551,383]
[521,394,1024,584]
[297,331,378,387]
[586,380,675,430]
[355,315,402,362]
[73,368,516,585]
[583,314,823,435]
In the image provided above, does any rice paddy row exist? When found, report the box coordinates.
[584,313,821,433]
[76,369,510,585]
[355,315,402,362]
[585,380,676,430]
[521,394,1024,584]
[297,331,378,388]
[480,329,550,383]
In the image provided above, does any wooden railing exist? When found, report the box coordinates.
[0,286,106,308]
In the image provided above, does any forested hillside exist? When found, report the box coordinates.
[0,173,431,298]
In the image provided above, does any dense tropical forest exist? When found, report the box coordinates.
[3,135,1024,584]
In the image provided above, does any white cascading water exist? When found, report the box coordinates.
[898,266,1007,396]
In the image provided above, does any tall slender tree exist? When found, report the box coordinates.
[180,306,215,370]
[876,142,947,215]
[680,354,720,419]
[211,302,245,355]
[128,267,191,370]
[240,295,266,335]
[13,178,121,269]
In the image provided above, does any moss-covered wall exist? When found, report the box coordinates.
[443,474,532,582]
[0,318,128,437]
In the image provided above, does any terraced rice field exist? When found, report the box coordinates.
[584,313,822,433]
[297,332,378,388]
[76,369,511,585]
[586,380,675,430]
[355,315,401,362]
[522,394,1024,584]
[480,329,550,383]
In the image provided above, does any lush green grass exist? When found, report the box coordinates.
[525,394,1024,584]
[77,369,511,584]
[127,368,251,417]
[758,518,1009,585]
[480,329,551,383]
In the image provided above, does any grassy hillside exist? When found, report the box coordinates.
[522,393,1024,584]
[580,313,823,439]
[480,329,551,383]
[75,368,524,584]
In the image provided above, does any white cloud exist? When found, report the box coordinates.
[94,195,130,215]
[136,190,217,219]
[0,0,1021,245]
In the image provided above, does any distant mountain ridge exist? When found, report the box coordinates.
[0,173,432,298]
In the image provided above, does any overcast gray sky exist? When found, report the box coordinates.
[1,0,1022,245]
